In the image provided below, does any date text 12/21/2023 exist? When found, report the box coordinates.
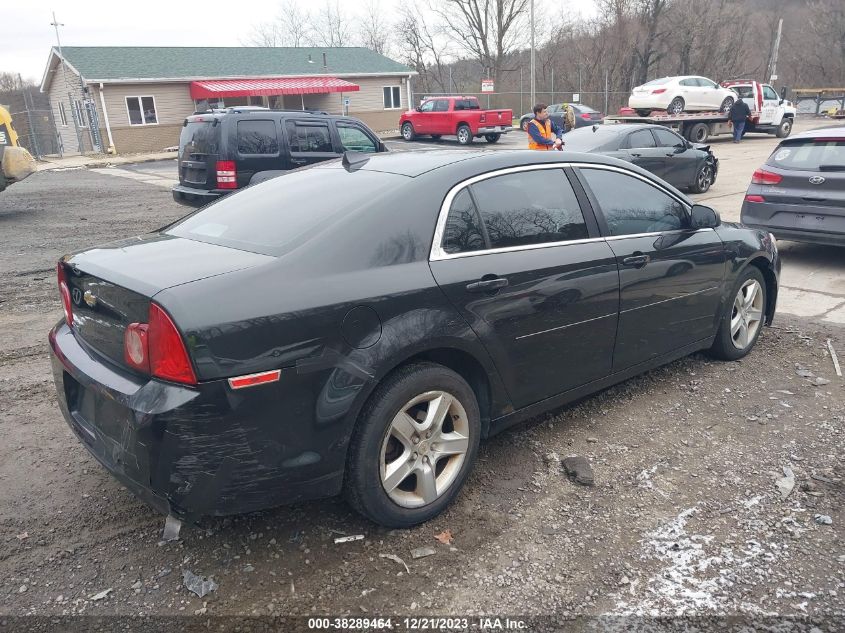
[307,617,529,630]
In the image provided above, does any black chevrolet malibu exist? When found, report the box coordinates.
[49,150,780,527]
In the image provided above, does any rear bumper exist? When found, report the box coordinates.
[477,125,512,135]
[741,200,845,246]
[49,321,345,520]
[628,95,669,109]
[171,184,225,208]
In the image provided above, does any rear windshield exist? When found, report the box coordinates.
[559,127,620,151]
[768,139,845,171]
[574,104,597,113]
[180,120,219,155]
[642,78,671,87]
[167,167,404,256]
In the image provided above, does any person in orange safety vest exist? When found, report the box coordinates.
[527,103,564,150]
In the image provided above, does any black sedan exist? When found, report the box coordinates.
[561,123,719,194]
[49,150,779,528]
[741,126,845,246]
[519,103,604,131]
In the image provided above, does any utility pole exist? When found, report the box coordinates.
[768,18,783,85]
[530,0,536,108]
[51,11,83,153]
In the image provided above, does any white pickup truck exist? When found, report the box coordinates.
[607,80,796,143]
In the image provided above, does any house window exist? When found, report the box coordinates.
[58,102,68,127]
[383,86,401,110]
[126,96,158,125]
[72,100,87,128]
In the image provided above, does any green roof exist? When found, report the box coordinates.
[54,46,413,81]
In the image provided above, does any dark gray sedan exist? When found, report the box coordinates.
[561,123,718,193]
[741,126,845,246]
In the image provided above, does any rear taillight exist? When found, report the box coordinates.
[651,88,667,94]
[57,262,73,326]
[745,194,766,203]
[122,303,197,385]
[751,169,782,185]
[581,113,591,120]
[124,323,150,372]
[216,160,237,189]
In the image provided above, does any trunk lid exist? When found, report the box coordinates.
[64,234,273,370]
[764,139,845,209]
[178,117,221,190]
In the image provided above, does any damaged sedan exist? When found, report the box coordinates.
[49,150,779,528]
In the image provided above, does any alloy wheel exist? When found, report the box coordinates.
[730,279,764,350]
[457,128,470,144]
[402,124,413,140]
[697,165,713,192]
[379,390,470,508]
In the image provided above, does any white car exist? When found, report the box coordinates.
[629,76,737,116]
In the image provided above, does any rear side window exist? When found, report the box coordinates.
[237,120,279,155]
[627,129,656,149]
[286,121,333,153]
[470,170,588,249]
[337,125,377,153]
[580,168,687,236]
[433,99,450,112]
[768,139,845,171]
[680,78,698,87]
[454,99,480,111]
[443,189,485,255]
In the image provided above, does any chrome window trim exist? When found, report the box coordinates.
[429,162,697,262]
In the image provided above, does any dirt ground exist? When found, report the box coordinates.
[0,169,843,628]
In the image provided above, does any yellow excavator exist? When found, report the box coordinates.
[0,105,36,193]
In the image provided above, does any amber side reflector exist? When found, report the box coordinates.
[228,370,282,390]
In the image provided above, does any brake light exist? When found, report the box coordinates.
[651,88,667,94]
[216,160,237,189]
[751,169,782,185]
[745,194,766,203]
[122,303,197,385]
[581,113,591,120]
[57,262,73,326]
[228,370,281,390]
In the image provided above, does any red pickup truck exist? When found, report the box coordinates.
[399,96,513,145]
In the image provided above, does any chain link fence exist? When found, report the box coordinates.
[0,87,62,158]
[411,90,632,118]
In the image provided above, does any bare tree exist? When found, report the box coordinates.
[0,72,33,92]
[398,6,452,93]
[432,0,530,89]
[310,0,352,47]
[244,0,311,47]
[358,0,393,55]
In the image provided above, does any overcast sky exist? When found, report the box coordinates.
[2,0,597,84]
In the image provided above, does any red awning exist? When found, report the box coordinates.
[190,77,360,99]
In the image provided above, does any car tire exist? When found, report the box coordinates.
[667,97,685,115]
[636,109,653,117]
[720,96,734,113]
[708,266,767,361]
[686,122,710,143]
[344,362,481,528]
[456,124,473,145]
[689,162,714,194]
[775,117,793,138]
[521,118,531,131]
[485,133,501,143]
[401,122,416,141]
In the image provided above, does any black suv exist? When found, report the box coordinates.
[172,107,387,207]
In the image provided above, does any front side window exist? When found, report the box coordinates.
[337,125,377,153]
[697,78,718,88]
[627,129,656,149]
[442,189,485,254]
[419,100,435,113]
[680,78,698,87]
[763,85,779,101]
[653,128,683,148]
[126,96,157,125]
[470,170,588,249]
[383,86,401,109]
[580,168,688,236]
[285,121,333,153]
[237,120,279,155]
[433,99,450,112]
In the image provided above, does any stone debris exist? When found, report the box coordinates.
[775,467,795,499]
[814,514,833,526]
[562,456,595,486]
[89,588,112,601]
[182,570,218,598]
[411,547,436,560]
[380,553,410,574]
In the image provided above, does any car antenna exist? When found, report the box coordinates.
[342,151,370,172]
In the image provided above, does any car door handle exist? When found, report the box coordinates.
[665,153,675,157]
[622,254,650,268]
[630,152,642,157]
[802,197,825,203]
[466,277,509,293]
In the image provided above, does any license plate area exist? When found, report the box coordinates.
[795,213,825,228]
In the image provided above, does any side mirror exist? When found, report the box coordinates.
[415,106,422,112]
[674,142,686,153]
[691,204,720,229]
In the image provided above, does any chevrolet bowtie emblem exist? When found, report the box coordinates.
[83,290,98,308]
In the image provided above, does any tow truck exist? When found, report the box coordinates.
[0,105,36,193]
[606,80,796,143]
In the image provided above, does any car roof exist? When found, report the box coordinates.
[318,148,661,178]
[786,126,845,141]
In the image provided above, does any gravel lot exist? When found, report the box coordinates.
[0,163,843,628]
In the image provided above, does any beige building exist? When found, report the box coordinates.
[40,46,416,155]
